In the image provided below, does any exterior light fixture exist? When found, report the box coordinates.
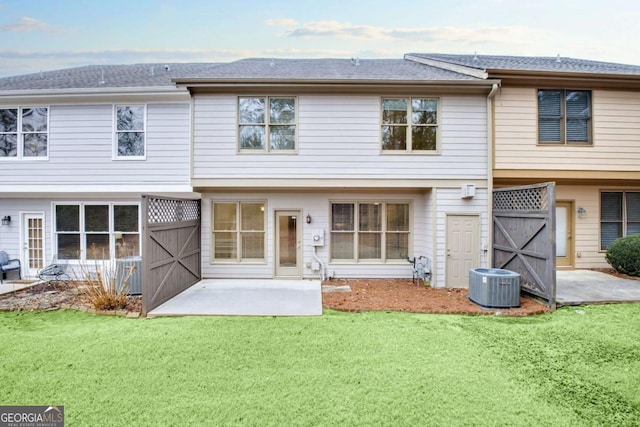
[306,214,312,224]
[577,207,586,218]
[1,216,10,226]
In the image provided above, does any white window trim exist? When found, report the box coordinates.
[0,105,50,161]
[52,202,141,261]
[330,200,412,263]
[211,201,267,263]
[113,104,147,160]
[380,97,440,154]
[237,96,298,154]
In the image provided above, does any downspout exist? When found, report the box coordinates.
[486,83,499,268]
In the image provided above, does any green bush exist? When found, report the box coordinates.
[605,234,640,276]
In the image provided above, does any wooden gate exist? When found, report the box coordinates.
[142,195,201,315]
[493,183,556,309]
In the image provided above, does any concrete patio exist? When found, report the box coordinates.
[556,270,640,305]
[148,279,323,317]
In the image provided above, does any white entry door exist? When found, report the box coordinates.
[275,210,302,278]
[22,213,45,277]
[446,214,480,287]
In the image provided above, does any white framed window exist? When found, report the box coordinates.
[330,201,410,262]
[238,97,296,152]
[212,201,266,262]
[381,97,438,152]
[54,202,141,260]
[600,191,640,250]
[538,89,591,145]
[114,105,146,159]
[0,107,49,160]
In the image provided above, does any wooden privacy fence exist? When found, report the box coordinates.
[493,183,556,310]
[141,195,201,316]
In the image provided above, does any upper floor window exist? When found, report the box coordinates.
[381,97,438,152]
[331,201,410,262]
[238,97,296,152]
[0,107,48,160]
[115,105,146,159]
[600,191,640,250]
[538,90,591,145]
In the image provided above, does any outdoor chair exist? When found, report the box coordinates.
[37,255,70,282]
[0,251,21,284]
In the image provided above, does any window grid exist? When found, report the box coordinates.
[331,201,410,262]
[238,96,296,152]
[600,191,640,250]
[212,202,266,262]
[115,105,146,159]
[381,97,438,152]
[538,89,591,145]
[0,107,49,160]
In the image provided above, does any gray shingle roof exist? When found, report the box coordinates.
[174,58,483,81]
[0,63,221,90]
[406,53,640,76]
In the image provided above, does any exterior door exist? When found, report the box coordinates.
[275,210,302,278]
[556,201,574,268]
[446,214,480,287]
[22,213,45,277]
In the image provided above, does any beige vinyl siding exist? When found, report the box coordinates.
[494,88,640,171]
[0,103,191,189]
[192,94,488,180]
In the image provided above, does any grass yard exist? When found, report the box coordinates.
[1,306,640,426]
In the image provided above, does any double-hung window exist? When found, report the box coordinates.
[381,97,438,152]
[115,105,146,158]
[600,191,640,250]
[55,203,140,260]
[538,90,591,145]
[331,202,410,262]
[212,202,266,262]
[238,97,296,152]
[0,107,48,159]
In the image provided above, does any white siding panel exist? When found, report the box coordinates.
[193,94,488,179]
[201,191,431,279]
[0,103,191,189]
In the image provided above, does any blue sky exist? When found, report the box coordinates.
[0,0,639,77]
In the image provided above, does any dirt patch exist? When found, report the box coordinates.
[322,279,548,316]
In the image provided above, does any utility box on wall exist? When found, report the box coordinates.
[311,230,325,247]
[461,184,476,199]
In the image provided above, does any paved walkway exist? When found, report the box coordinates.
[556,270,640,305]
[148,279,323,317]
[0,280,40,295]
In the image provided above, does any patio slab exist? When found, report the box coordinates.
[0,279,40,295]
[148,279,322,317]
[556,270,640,305]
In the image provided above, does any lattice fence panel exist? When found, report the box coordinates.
[147,198,201,224]
[493,184,550,212]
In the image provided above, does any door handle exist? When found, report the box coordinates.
[447,249,451,257]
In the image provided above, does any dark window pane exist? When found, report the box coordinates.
[387,204,410,231]
[386,233,409,259]
[241,203,264,231]
[85,205,109,232]
[331,233,354,259]
[601,223,622,250]
[0,109,17,132]
[626,193,640,222]
[539,118,561,143]
[332,204,354,231]
[56,205,80,232]
[359,204,381,231]
[412,127,436,150]
[382,126,407,150]
[23,134,47,157]
[0,134,17,157]
[359,233,381,259]
[116,234,140,258]
[411,99,437,124]
[114,205,139,232]
[57,234,80,259]
[86,234,110,260]
[239,125,265,149]
[117,106,144,131]
[270,98,295,124]
[22,108,47,132]
[566,118,589,142]
[269,125,295,150]
[239,97,265,124]
[566,91,590,118]
[601,192,623,220]
[382,99,407,124]
[538,90,562,116]
[117,132,144,156]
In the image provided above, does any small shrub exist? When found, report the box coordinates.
[605,235,640,277]
[74,253,133,310]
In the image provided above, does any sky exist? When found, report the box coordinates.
[0,0,639,77]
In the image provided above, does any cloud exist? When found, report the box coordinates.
[0,17,69,33]
[284,21,392,40]
[266,18,298,27]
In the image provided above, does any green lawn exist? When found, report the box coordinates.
[1,306,639,426]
